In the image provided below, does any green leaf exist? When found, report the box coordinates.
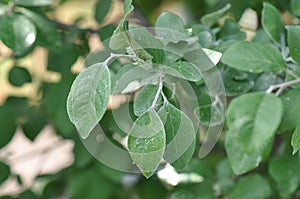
[228,174,272,199]
[253,72,282,91]
[68,166,113,199]
[112,64,150,94]
[0,162,10,185]
[292,126,300,155]
[18,8,61,48]
[201,3,231,26]
[13,0,53,6]
[279,89,300,132]
[128,109,165,178]
[218,19,246,41]
[134,85,159,116]
[225,93,283,175]
[17,191,37,199]
[109,0,133,49]
[286,25,300,65]
[269,155,300,198]
[67,63,111,139]
[222,41,286,74]
[172,190,195,199]
[161,61,202,82]
[95,0,112,23]
[22,106,47,141]
[8,66,32,86]
[155,11,188,43]
[196,104,224,126]
[0,103,17,149]
[98,24,115,42]
[44,72,76,137]
[262,2,284,42]
[215,159,235,195]
[224,78,254,96]
[158,103,196,170]
[285,68,300,89]
[129,27,165,63]
[291,0,300,17]
[0,14,36,56]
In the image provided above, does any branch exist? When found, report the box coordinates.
[52,20,98,34]
[266,78,300,96]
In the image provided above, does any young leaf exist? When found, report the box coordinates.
[161,61,202,82]
[262,2,284,42]
[67,63,111,139]
[128,109,166,178]
[18,8,61,48]
[155,12,188,43]
[291,0,300,17]
[0,14,36,56]
[279,89,300,132]
[95,0,112,23]
[222,41,286,74]
[134,84,159,116]
[109,0,134,49]
[225,92,283,175]
[13,0,53,7]
[228,174,272,199]
[286,25,300,65]
[158,102,196,170]
[291,127,300,155]
[201,4,231,26]
[269,155,300,198]
[129,27,165,63]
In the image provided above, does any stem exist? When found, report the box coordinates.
[161,90,168,103]
[266,78,300,96]
[104,52,152,70]
[151,75,163,108]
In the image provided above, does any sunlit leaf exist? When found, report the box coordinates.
[222,41,286,74]
[262,2,284,42]
[67,63,111,139]
[159,102,196,170]
[225,93,282,174]
[134,84,159,116]
[128,109,165,178]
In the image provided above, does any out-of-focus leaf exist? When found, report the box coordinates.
[279,89,300,132]
[269,155,300,198]
[225,93,282,175]
[262,2,284,42]
[228,174,272,199]
[8,66,32,86]
[286,25,300,65]
[95,0,112,23]
[292,126,300,155]
[222,41,286,74]
[155,11,188,43]
[291,0,300,16]
[18,8,61,48]
[0,14,36,56]
[0,162,10,185]
[201,3,231,26]
[13,0,53,7]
